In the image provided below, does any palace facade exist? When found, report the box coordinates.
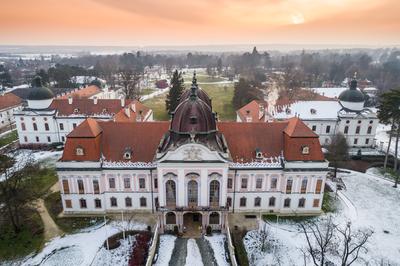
[56,78,328,233]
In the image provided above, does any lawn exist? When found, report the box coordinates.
[183,74,226,83]
[143,82,235,121]
[44,192,103,233]
[0,130,18,148]
[140,88,156,96]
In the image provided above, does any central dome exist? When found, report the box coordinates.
[338,76,365,111]
[28,76,54,101]
[171,85,216,133]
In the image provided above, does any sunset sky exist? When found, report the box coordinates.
[1,0,400,46]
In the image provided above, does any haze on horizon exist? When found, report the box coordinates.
[1,0,400,47]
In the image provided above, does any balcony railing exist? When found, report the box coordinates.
[157,205,228,212]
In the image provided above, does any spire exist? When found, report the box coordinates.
[190,71,198,100]
[350,72,357,90]
[192,71,197,87]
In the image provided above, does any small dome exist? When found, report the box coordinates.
[171,86,216,133]
[338,78,364,103]
[28,76,54,100]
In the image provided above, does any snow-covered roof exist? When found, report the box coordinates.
[309,87,362,99]
[273,101,342,120]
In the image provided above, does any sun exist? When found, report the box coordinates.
[291,13,305,25]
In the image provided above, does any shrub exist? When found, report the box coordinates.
[128,231,152,266]
[173,225,179,236]
[206,225,212,236]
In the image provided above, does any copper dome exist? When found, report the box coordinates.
[179,87,211,107]
[171,86,216,133]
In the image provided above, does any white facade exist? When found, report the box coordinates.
[0,104,22,129]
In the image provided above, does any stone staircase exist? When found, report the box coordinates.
[168,238,188,266]
[196,237,218,266]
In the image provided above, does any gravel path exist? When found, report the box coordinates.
[168,238,188,266]
[196,237,217,266]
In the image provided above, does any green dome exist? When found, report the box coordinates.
[338,78,364,103]
[28,76,54,100]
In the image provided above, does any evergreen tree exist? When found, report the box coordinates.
[0,65,13,89]
[377,88,400,187]
[166,70,185,114]
[232,78,262,109]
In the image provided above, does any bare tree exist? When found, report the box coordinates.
[118,68,141,99]
[335,222,373,266]
[299,216,337,266]
[279,63,304,101]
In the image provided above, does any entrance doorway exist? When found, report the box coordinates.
[183,212,202,238]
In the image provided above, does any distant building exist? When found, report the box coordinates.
[14,77,153,147]
[237,78,378,148]
[0,93,23,129]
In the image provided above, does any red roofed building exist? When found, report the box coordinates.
[0,92,23,129]
[14,77,153,146]
[57,79,328,234]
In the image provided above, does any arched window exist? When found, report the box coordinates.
[209,180,220,206]
[367,126,372,134]
[165,180,176,207]
[254,197,261,207]
[209,212,220,224]
[269,197,276,207]
[284,198,291,208]
[125,197,132,207]
[227,197,232,207]
[166,212,176,224]
[187,180,198,207]
[344,125,349,134]
[240,197,247,207]
[110,197,117,207]
[76,146,84,156]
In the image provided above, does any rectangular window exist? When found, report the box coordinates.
[45,123,49,131]
[268,197,275,207]
[47,136,51,142]
[365,138,369,145]
[354,138,358,145]
[227,197,232,207]
[77,180,84,194]
[65,199,72,208]
[24,136,28,142]
[301,179,307,194]
[80,199,87,208]
[140,197,147,207]
[36,136,39,142]
[59,123,64,130]
[33,123,37,131]
[110,197,117,207]
[139,178,146,189]
[61,136,65,142]
[284,198,291,208]
[227,178,233,189]
[241,178,248,189]
[154,178,158,189]
[315,179,323,194]
[367,126,372,134]
[93,180,100,194]
[356,126,360,134]
[326,125,331,133]
[124,178,131,189]
[73,123,77,129]
[21,122,26,131]
[270,178,277,189]
[298,198,305,208]
[95,199,102,208]
[240,197,246,207]
[62,180,70,194]
[254,197,261,207]
[125,197,132,207]
[256,178,263,189]
[109,178,115,189]
[313,199,320,207]
[286,179,293,194]
[312,125,316,131]
[344,126,349,134]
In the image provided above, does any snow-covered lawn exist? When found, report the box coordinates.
[22,221,147,266]
[204,234,230,266]
[153,234,176,266]
[91,235,136,266]
[244,170,400,266]
[375,123,400,158]
[185,239,204,266]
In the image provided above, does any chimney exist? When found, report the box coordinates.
[68,96,73,104]
[93,97,98,104]
[120,98,125,107]
[125,106,131,117]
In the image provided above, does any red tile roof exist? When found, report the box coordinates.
[0,93,22,110]
[59,85,102,99]
[62,118,324,163]
[236,100,268,122]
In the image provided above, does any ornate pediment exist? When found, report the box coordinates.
[183,146,202,161]
[157,143,228,163]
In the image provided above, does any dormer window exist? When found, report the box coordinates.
[102,108,107,113]
[310,108,316,114]
[255,148,263,159]
[76,146,84,156]
[74,108,79,114]
[123,148,132,160]
[190,116,198,124]
[301,146,310,155]
[285,108,291,115]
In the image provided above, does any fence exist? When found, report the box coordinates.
[145,222,160,266]
[225,220,238,266]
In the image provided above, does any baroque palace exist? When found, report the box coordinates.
[56,77,328,233]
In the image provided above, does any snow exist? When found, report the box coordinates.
[185,239,204,266]
[103,161,156,169]
[375,123,400,158]
[153,234,176,266]
[244,170,400,265]
[230,156,283,169]
[204,234,229,266]
[91,235,136,266]
[273,100,341,120]
[140,87,169,102]
[23,220,147,266]
[308,87,363,99]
